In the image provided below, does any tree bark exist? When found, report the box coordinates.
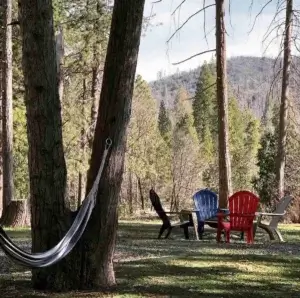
[19,0,71,289]
[75,0,145,289]
[0,200,30,227]
[216,0,232,208]
[21,0,144,291]
[276,0,292,198]
[127,171,133,214]
[1,0,14,209]
[0,44,3,218]
[137,176,144,210]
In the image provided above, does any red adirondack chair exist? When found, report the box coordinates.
[217,191,260,244]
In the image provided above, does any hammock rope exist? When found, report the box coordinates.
[0,138,112,268]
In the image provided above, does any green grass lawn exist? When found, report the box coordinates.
[0,221,299,297]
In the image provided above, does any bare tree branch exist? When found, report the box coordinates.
[248,0,273,34]
[171,0,186,16]
[167,4,215,43]
[188,82,217,101]
[293,37,300,52]
[248,0,254,19]
[172,49,216,65]
[228,0,234,31]
[203,0,209,47]
[262,8,286,42]
[267,65,283,103]
[263,31,284,55]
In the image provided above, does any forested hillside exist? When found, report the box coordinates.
[150,56,283,118]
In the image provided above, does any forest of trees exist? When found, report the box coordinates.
[0,0,299,293]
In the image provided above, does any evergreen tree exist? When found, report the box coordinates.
[228,97,260,191]
[158,100,172,144]
[125,75,171,213]
[80,0,146,287]
[193,61,217,144]
[254,102,300,212]
[228,97,247,190]
[193,62,218,188]
[174,87,197,140]
[252,131,277,206]
[170,87,200,211]
[253,104,279,206]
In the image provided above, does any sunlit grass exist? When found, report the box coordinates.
[0,221,299,297]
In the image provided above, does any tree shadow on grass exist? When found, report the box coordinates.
[112,259,300,298]
[0,222,299,297]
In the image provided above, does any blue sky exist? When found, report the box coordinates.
[136,0,300,82]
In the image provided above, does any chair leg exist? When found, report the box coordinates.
[260,225,276,241]
[274,228,285,242]
[198,222,204,240]
[240,231,244,240]
[247,228,253,244]
[225,230,230,243]
[217,227,222,242]
[158,224,166,239]
[183,225,189,240]
[165,227,173,239]
[253,222,258,238]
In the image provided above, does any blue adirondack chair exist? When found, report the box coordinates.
[193,189,218,239]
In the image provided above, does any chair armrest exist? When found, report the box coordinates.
[217,212,227,216]
[156,211,182,215]
[256,211,286,225]
[225,213,256,217]
[180,209,200,213]
[256,211,286,217]
[219,208,229,212]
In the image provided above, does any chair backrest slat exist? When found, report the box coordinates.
[229,191,259,230]
[269,195,293,227]
[149,189,170,227]
[193,189,218,222]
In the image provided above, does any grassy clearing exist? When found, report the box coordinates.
[0,222,299,297]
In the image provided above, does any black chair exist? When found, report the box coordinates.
[149,188,192,239]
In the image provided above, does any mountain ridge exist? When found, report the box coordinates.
[149,56,285,118]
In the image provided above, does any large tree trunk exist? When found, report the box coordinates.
[216,0,232,208]
[1,0,28,226]
[276,0,292,198]
[0,132,2,218]
[1,0,14,210]
[1,200,30,227]
[0,47,3,218]
[74,0,145,289]
[19,0,71,289]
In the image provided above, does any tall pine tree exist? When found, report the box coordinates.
[193,62,217,144]
[170,87,200,211]
[158,100,172,144]
[193,62,217,162]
